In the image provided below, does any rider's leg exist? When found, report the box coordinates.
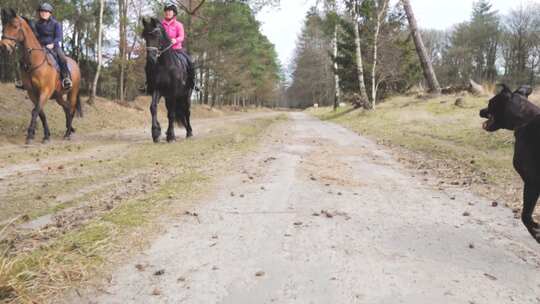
[180,49,196,90]
[55,47,72,89]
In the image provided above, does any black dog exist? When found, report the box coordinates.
[480,84,540,243]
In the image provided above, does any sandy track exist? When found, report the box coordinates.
[68,113,540,304]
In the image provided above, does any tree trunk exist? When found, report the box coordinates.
[401,0,441,94]
[352,1,369,103]
[333,24,341,111]
[371,0,389,110]
[88,0,105,105]
[118,0,128,102]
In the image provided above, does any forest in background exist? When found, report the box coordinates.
[287,0,540,109]
[1,0,540,109]
[0,0,281,107]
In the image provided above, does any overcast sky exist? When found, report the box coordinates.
[257,0,537,67]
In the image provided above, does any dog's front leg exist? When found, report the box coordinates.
[522,183,540,243]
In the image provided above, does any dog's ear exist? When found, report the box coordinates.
[497,84,513,97]
[514,85,532,98]
[142,16,149,27]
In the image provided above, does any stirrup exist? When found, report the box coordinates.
[62,78,72,89]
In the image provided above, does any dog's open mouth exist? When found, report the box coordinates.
[482,115,495,131]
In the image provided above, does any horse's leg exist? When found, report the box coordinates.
[179,94,193,138]
[150,90,162,143]
[39,110,51,143]
[26,93,47,145]
[57,94,74,140]
[165,97,176,143]
[184,99,193,138]
[27,91,50,143]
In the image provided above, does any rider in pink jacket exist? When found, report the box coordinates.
[162,4,195,90]
[162,13,184,50]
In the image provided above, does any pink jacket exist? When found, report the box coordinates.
[162,18,184,50]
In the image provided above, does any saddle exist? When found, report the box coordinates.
[44,49,62,73]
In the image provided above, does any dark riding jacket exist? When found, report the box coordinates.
[35,17,62,48]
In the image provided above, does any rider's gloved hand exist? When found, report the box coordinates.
[171,39,177,44]
[46,44,54,49]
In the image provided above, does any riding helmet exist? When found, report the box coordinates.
[164,3,178,16]
[38,3,54,13]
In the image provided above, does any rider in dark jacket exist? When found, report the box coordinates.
[35,3,72,89]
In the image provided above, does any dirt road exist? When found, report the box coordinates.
[71,113,540,304]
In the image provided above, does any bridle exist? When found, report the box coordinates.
[145,28,173,59]
[1,20,47,72]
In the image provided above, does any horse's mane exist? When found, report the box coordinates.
[155,19,172,46]
[20,16,38,37]
[142,17,172,47]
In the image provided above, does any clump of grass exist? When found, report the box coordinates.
[0,255,37,304]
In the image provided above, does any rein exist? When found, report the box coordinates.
[146,43,174,59]
[2,21,48,73]
[145,28,174,59]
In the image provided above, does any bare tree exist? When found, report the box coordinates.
[323,0,342,110]
[401,0,441,94]
[333,24,341,110]
[370,0,389,109]
[351,0,369,102]
[118,0,129,102]
[88,0,105,105]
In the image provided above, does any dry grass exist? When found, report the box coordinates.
[309,93,540,217]
[0,114,285,303]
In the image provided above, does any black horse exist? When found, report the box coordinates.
[141,17,193,143]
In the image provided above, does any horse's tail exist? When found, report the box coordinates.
[76,93,83,118]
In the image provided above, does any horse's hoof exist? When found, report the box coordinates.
[186,132,193,138]
[167,137,176,143]
[42,138,50,144]
[153,137,160,143]
[64,136,72,141]
[25,138,33,145]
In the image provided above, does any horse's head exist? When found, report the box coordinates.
[1,8,24,54]
[141,17,170,64]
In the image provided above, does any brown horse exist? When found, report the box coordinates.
[0,8,82,144]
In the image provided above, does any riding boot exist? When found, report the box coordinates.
[55,47,72,89]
